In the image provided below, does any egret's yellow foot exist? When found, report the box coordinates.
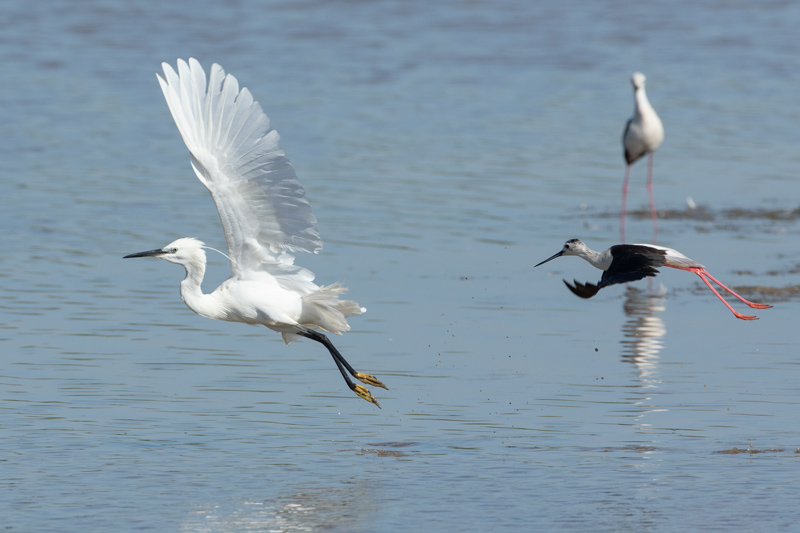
[352,384,381,408]
[355,372,388,390]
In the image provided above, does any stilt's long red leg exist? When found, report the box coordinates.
[667,265,770,319]
[698,269,772,310]
[693,271,758,320]
[621,164,631,244]
[647,152,658,244]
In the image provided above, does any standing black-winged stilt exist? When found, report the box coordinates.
[535,239,772,321]
[621,72,664,244]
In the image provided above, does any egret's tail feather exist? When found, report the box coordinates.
[280,283,364,344]
[335,298,367,318]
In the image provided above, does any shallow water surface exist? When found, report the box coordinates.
[2,0,800,531]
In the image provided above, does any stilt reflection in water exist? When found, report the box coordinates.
[621,285,667,380]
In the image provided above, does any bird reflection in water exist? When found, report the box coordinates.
[620,285,667,382]
[620,285,667,438]
[182,486,373,531]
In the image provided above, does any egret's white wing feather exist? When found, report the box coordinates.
[157,58,322,277]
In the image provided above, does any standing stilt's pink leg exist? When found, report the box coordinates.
[647,152,658,244]
[693,271,758,320]
[697,269,772,310]
[621,164,631,244]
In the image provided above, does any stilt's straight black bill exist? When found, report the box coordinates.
[534,250,564,268]
[123,248,166,259]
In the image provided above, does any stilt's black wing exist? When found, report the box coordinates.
[622,118,635,164]
[597,267,658,288]
[599,245,666,288]
[564,245,666,298]
[564,279,601,299]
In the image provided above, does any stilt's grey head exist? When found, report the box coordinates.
[535,239,587,267]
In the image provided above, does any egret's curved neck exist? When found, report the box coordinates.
[179,254,220,319]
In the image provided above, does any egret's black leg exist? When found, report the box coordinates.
[296,328,386,407]
[298,329,387,389]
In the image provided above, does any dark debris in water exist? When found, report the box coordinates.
[599,444,658,453]
[648,205,715,221]
[688,284,800,302]
[357,448,407,458]
[367,441,417,447]
[735,284,800,302]
[722,207,800,222]
[355,441,417,458]
[583,204,800,234]
[626,205,800,222]
[713,447,790,455]
[765,265,800,276]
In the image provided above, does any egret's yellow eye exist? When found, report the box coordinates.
[170,248,178,253]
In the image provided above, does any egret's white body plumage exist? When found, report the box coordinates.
[126,59,384,406]
[168,237,360,341]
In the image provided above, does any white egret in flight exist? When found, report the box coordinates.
[125,58,386,407]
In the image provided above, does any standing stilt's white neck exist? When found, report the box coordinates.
[635,86,657,121]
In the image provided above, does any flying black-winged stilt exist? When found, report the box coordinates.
[621,72,664,244]
[535,239,771,321]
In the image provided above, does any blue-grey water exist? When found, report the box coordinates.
[3,1,800,531]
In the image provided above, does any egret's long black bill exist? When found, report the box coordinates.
[123,248,166,259]
[534,250,564,268]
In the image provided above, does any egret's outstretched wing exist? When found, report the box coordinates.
[157,58,322,276]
